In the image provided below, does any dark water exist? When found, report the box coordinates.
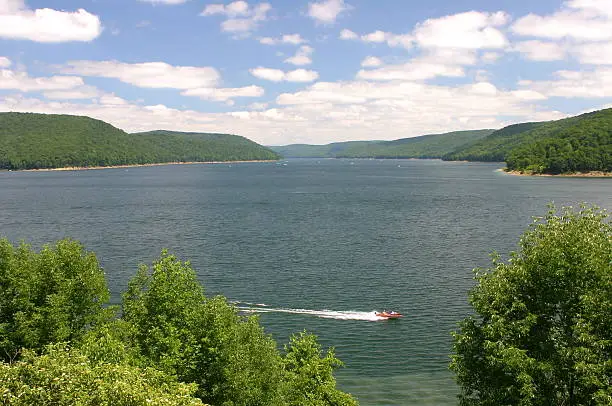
[0,159,610,405]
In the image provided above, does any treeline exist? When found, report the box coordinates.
[443,108,612,174]
[0,113,280,170]
[0,239,357,406]
[269,130,494,159]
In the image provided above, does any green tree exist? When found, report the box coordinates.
[0,238,111,361]
[451,205,611,405]
[121,251,284,406]
[0,344,204,406]
[281,331,358,406]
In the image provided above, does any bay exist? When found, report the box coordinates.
[0,159,610,405]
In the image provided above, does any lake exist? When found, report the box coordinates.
[0,159,610,405]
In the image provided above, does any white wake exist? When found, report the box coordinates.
[235,303,386,321]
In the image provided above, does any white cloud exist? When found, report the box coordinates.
[0,0,101,42]
[181,85,264,101]
[519,68,612,98]
[512,0,612,41]
[201,1,271,34]
[567,0,612,17]
[58,60,220,89]
[202,1,249,16]
[481,52,502,63]
[285,69,319,82]
[43,85,102,100]
[573,41,612,65]
[285,45,314,66]
[413,11,508,49]
[0,0,23,13]
[259,33,307,45]
[308,0,348,24]
[250,67,318,82]
[339,28,357,40]
[357,48,476,82]
[510,90,547,101]
[361,56,383,68]
[513,40,568,61]
[248,102,268,110]
[357,62,464,81]
[341,11,507,51]
[0,68,84,92]
[249,67,285,82]
[137,0,189,4]
[0,56,11,68]
[360,30,413,49]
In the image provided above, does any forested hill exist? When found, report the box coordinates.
[132,130,280,163]
[0,112,280,170]
[270,129,494,158]
[443,108,612,174]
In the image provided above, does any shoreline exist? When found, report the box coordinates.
[15,160,278,172]
[500,169,612,178]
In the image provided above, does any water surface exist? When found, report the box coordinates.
[1,159,609,405]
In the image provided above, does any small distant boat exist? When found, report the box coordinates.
[376,310,403,319]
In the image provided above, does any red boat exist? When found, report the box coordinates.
[376,311,403,319]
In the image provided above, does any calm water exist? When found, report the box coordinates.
[0,159,610,405]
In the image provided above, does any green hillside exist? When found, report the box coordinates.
[337,130,495,158]
[132,130,281,163]
[443,122,546,162]
[443,108,612,174]
[270,129,494,158]
[0,113,279,170]
[269,141,377,158]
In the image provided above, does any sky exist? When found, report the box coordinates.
[1,0,611,145]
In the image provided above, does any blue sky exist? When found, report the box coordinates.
[1,0,611,145]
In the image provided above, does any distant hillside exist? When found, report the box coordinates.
[443,108,612,174]
[0,113,279,170]
[270,129,494,159]
[443,122,546,162]
[132,130,280,163]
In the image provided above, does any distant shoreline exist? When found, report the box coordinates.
[14,160,278,172]
[500,169,612,178]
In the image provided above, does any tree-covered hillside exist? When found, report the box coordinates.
[133,130,281,163]
[0,113,279,170]
[443,108,612,174]
[443,122,546,162]
[336,130,494,158]
[270,129,493,158]
[506,110,612,174]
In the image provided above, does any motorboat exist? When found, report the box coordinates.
[375,310,403,319]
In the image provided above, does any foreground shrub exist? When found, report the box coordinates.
[451,205,611,405]
[0,344,204,406]
[0,239,111,361]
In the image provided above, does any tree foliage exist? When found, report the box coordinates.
[451,205,611,405]
[0,238,111,361]
[121,252,284,406]
[0,112,280,170]
[444,108,612,174]
[0,241,356,405]
[0,345,204,406]
[282,331,358,406]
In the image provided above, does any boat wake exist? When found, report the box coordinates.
[234,302,386,321]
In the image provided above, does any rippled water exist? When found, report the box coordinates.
[0,159,610,405]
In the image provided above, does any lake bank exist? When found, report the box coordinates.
[501,169,612,177]
[14,160,278,172]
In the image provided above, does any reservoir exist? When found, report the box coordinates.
[0,159,610,405]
